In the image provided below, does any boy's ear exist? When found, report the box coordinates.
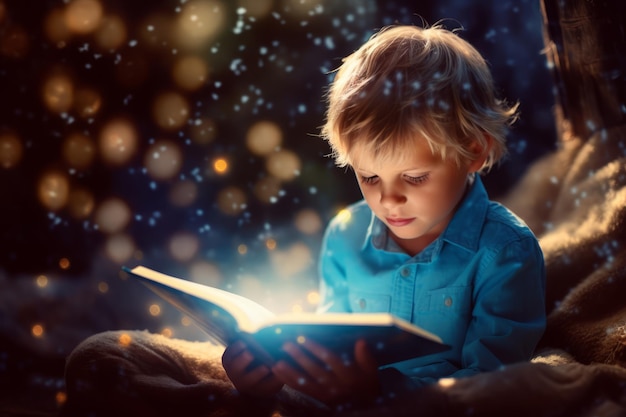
[467,134,493,173]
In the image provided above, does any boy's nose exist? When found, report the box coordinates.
[380,188,407,208]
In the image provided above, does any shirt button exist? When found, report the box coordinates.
[400,267,411,277]
[359,299,367,310]
[444,297,453,307]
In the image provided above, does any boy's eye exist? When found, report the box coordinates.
[360,175,378,184]
[405,174,429,185]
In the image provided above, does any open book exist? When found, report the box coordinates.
[124,265,449,366]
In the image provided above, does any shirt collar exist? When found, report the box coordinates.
[364,174,489,255]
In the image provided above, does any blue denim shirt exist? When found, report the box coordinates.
[317,176,546,391]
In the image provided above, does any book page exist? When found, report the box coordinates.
[126,266,275,338]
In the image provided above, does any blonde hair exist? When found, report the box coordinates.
[320,24,519,171]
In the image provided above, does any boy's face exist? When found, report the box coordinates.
[351,139,483,255]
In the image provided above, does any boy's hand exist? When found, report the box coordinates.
[271,338,380,407]
[222,340,283,398]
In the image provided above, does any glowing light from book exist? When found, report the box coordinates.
[217,186,246,216]
[189,117,217,145]
[246,121,282,156]
[173,55,208,91]
[67,187,95,219]
[0,132,23,169]
[95,198,131,234]
[168,232,199,261]
[237,244,247,255]
[213,158,228,174]
[144,139,183,180]
[32,324,44,338]
[169,180,198,207]
[36,275,48,288]
[266,149,301,181]
[38,171,70,211]
[64,0,103,34]
[105,233,135,264]
[98,282,109,293]
[153,91,190,130]
[149,304,161,316]
[73,87,102,118]
[306,291,320,305]
[43,73,74,113]
[99,118,138,166]
[173,0,225,50]
[118,333,132,346]
[296,336,306,344]
[294,209,322,235]
[265,238,277,251]
[63,132,96,170]
[236,0,273,18]
[253,176,281,204]
[59,257,71,270]
[94,14,127,50]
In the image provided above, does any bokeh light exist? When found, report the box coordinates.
[44,8,71,46]
[38,171,70,211]
[118,333,132,346]
[0,132,23,169]
[253,176,281,204]
[172,55,209,91]
[266,149,301,181]
[94,14,127,50]
[35,275,48,288]
[168,232,200,262]
[73,87,102,118]
[64,0,103,35]
[217,186,247,215]
[31,324,44,338]
[67,187,95,219]
[246,121,283,156]
[213,157,228,174]
[144,139,183,181]
[94,197,131,234]
[43,73,74,114]
[59,257,71,269]
[294,208,323,235]
[307,290,320,306]
[99,118,138,166]
[174,0,226,50]
[168,180,198,207]
[63,132,96,170]
[149,304,161,316]
[189,260,222,287]
[152,92,190,131]
[104,233,135,264]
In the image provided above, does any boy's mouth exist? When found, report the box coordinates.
[386,217,414,227]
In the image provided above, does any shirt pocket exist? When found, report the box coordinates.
[349,290,392,313]
[427,286,472,316]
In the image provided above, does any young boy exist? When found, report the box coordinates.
[222,24,546,409]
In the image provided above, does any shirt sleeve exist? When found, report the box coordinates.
[380,236,546,394]
[453,235,546,378]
